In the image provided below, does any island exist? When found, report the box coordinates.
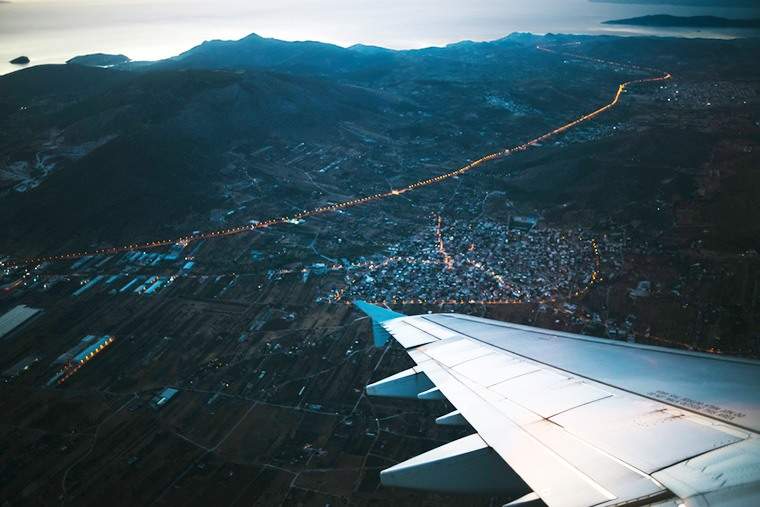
[9,56,30,65]
[603,15,760,29]
[66,53,130,67]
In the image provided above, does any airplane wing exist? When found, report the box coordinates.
[355,301,760,507]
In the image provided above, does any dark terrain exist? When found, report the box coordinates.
[1,32,760,506]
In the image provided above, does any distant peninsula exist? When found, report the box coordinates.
[66,53,130,67]
[603,15,760,28]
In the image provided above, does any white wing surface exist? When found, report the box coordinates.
[356,301,760,507]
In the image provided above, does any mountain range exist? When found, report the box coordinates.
[1,32,759,257]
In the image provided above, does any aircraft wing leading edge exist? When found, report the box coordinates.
[356,301,760,507]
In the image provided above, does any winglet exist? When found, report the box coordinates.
[354,300,405,322]
[354,300,405,347]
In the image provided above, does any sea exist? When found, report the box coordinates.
[1,0,759,76]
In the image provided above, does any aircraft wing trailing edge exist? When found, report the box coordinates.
[355,301,760,507]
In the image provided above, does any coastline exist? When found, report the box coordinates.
[2,25,759,77]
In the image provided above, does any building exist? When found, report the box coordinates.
[152,387,179,408]
[0,305,42,340]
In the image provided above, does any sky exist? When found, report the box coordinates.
[1,0,759,74]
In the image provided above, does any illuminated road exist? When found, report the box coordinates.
[435,215,454,270]
[7,45,671,268]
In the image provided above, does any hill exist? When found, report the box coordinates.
[2,33,760,257]
[0,64,396,254]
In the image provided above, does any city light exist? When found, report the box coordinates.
[7,45,670,269]
[328,216,605,307]
[435,215,454,270]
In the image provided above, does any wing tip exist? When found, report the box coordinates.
[353,300,406,323]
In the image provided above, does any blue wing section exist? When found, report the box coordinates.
[353,300,406,347]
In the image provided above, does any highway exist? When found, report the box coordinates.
[6,44,671,268]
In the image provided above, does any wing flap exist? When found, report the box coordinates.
[414,335,492,367]
[525,419,666,502]
[415,356,619,507]
[453,353,542,386]
[490,370,612,419]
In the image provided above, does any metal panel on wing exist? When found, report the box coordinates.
[425,313,760,433]
[551,395,745,473]
[490,369,612,419]
[453,353,540,387]
[418,336,492,367]
[381,320,438,348]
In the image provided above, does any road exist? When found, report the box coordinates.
[7,44,671,268]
